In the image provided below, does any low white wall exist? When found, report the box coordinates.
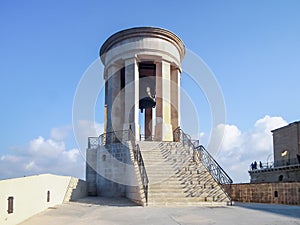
[0,174,86,225]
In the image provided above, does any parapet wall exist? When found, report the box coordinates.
[249,166,300,183]
[228,182,300,205]
[86,141,143,204]
[0,174,87,225]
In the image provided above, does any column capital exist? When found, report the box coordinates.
[155,58,183,74]
[154,58,170,64]
[124,56,138,66]
[104,62,123,80]
[172,65,182,73]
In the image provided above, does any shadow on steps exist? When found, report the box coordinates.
[74,196,139,207]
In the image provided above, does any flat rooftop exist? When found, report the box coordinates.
[19,197,300,225]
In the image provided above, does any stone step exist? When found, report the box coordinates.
[149,190,226,197]
[148,189,185,193]
[147,200,229,207]
[147,198,224,204]
[136,141,231,205]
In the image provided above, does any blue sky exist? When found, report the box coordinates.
[0,1,299,182]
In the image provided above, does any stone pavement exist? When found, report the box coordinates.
[20,197,300,225]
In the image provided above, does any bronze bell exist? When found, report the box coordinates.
[139,86,156,112]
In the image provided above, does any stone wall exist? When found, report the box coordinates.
[272,122,300,167]
[0,174,87,225]
[249,166,300,183]
[229,182,300,205]
[96,143,130,197]
[87,142,142,204]
[86,147,97,196]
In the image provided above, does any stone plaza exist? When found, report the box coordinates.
[20,197,300,225]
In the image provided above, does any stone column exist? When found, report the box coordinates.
[106,65,122,133]
[152,107,156,138]
[104,74,108,133]
[171,67,180,131]
[155,60,173,141]
[145,107,152,140]
[103,104,108,143]
[124,58,140,140]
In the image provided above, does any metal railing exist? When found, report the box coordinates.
[99,130,131,145]
[88,137,100,149]
[274,158,300,167]
[195,145,233,184]
[174,127,197,149]
[139,134,155,141]
[249,158,300,171]
[174,127,232,202]
[173,127,233,185]
[249,162,274,171]
[128,129,149,205]
[89,130,131,147]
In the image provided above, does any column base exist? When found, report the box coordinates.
[155,123,173,141]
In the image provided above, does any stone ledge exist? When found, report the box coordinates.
[100,27,185,62]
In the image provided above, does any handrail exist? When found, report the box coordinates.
[173,127,196,150]
[128,129,149,205]
[139,134,155,141]
[173,127,233,185]
[88,137,100,149]
[99,130,130,145]
[195,145,233,184]
[249,161,300,171]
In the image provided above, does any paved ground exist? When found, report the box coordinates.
[20,197,300,225]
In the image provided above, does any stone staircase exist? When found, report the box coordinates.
[63,177,79,203]
[63,177,87,203]
[137,141,231,206]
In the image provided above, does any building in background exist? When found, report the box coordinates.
[249,121,300,183]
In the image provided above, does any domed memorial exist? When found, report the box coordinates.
[100,27,185,141]
[86,27,232,206]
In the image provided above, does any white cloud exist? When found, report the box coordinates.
[73,120,104,152]
[0,130,84,180]
[62,148,80,163]
[28,136,65,158]
[0,121,104,180]
[217,124,242,152]
[25,161,37,170]
[76,120,103,138]
[50,125,72,141]
[0,116,288,183]
[214,115,288,183]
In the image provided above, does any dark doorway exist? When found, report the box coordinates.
[139,62,156,140]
